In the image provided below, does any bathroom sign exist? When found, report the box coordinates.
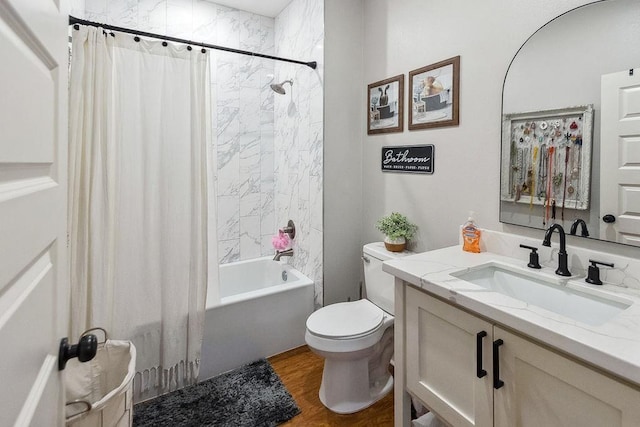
[381,145,434,174]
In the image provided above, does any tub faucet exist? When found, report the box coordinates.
[569,218,589,237]
[273,248,294,261]
[542,223,571,276]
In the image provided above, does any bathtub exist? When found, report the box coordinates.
[199,257,314,380]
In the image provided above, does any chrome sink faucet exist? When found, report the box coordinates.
[542,224,571,276]
[273,248,293,261]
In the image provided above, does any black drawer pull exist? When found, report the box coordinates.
[493,339,505,389]
[476,331,487,378]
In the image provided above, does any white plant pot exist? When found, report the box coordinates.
[384,236,406,252]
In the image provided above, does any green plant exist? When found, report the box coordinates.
[376,212,418,240]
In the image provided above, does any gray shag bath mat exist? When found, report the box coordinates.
[132,359,300,427]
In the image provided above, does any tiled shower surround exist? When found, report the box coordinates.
[274,0,324,306]
[71,0,324,305]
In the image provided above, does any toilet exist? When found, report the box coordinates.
[305,242,412,414]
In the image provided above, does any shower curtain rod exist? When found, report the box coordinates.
[69,16,317,70]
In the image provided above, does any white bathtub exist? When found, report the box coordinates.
[199,257,314,380]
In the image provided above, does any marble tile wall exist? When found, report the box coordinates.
[274,0,324,307]
[70,0,278,264]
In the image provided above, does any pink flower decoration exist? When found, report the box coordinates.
[272,230,290,250]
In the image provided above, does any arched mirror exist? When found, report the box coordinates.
[500,0,640,246]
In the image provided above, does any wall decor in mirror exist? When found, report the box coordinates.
[500,0,640,247]
[501,105,593,226]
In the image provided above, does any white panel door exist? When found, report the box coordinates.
[0,0,69,425]
[600,69,640,245]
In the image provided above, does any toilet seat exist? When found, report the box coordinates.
[306,300,384,339]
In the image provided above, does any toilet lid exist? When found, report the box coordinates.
[306,299,384,339]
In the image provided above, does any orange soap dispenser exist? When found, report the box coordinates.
[462,211,482,253]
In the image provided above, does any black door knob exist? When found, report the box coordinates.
[602,214,616,223]
[58,334,98,371]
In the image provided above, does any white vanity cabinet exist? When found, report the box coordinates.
[403,284,640,427]
[405,285,493,427]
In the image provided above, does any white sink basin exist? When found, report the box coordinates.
[451,262,631,326]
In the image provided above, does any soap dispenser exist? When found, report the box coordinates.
[462,211,481,253]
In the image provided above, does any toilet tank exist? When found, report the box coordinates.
[362,242,413,315]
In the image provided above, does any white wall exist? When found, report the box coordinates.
[323,0,364,304]
[358,0,640,262]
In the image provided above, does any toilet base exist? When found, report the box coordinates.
[318,356,394,414]
[315,327,394,414]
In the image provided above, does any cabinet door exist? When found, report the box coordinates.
[406,286,493,427]
[494,326,640,427]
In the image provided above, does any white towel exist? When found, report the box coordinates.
[412,412,447,427]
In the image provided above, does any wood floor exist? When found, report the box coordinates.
[268,346,394,426]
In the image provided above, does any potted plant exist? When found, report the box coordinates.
[376,212,418,252]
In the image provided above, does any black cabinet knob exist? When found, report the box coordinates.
[602,214,616,223]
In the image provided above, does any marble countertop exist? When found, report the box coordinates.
[383,245,640,387]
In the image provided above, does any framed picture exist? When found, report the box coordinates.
[367,74,404,135]
[500,105,593,211]
[408,56,460,130]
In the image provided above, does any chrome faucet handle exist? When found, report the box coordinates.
[519,244,541,269]
[281,219,296,239]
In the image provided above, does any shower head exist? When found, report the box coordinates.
[270,79,293,95]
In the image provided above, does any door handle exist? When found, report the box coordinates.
[58,334,98,371]
[476,331,487,378]
[493,339,504,389]
[602,214,616,223]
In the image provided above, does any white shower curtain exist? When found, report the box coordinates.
[68,25,215,400]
